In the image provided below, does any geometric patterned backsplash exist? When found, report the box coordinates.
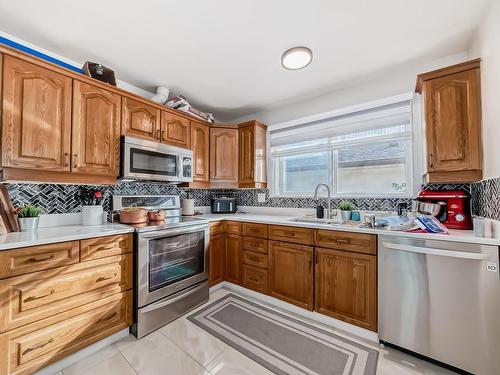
[471,177,500,220]
[5,180,481,216]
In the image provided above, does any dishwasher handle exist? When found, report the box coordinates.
[382,242,492,261]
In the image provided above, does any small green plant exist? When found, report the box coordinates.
[16,205,42,218]
[339,201,353,211]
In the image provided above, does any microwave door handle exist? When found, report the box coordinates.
[177,155,182,180]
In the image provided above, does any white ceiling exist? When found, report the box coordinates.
[0,0,491,122]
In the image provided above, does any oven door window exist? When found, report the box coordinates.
[148,231,204,292]
[130,147,177,176]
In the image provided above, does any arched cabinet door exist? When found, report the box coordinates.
[160,112,191,148]
[2,56,72,171]
[209,127,238,186]
[121,96,161,141]
[72,81,121,176]
[191,121,210,183]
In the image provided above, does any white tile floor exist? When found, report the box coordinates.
[55,289,458,375]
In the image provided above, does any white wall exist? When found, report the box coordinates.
[0,31,153,99]
[469,1,500,180]
[233,52,469,126]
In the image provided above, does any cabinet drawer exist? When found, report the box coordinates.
[0,290,132,375]
[242,236,267,254]
[225,221,242,235]
[242,264,268,294]
[269,225,314,245]
[0,254,132,333]
[0,241,79,279]
[242,223,268,238]
[315,230,377,255]
[80,234,132,261]
[243,250,268,269]
[210,221,225,236]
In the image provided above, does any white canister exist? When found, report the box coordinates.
[182,199,195,216]
[81,205,104,226]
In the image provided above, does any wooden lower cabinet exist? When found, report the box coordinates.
[0,290,132,375]
[80,234,132,261]
[314,247,377,331]
[0,254,132,332]
[0,234,133,375]
[0,241,79,279]
[225,234,242,284]
[209,234,225,287]
[242,264,268,294]
[268,241,314,310]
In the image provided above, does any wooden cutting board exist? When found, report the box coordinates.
[0,184,19,232]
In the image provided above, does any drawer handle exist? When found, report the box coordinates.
[336,238,350,244]
[284,231,296,237]
[96,243,118,251]
[248,256,260,262]
[249,277,259,283]
[27,255,54,263]
[24,289,55,303]
[98,312,117,323]
[96,273,117,282]
[22,337,54,356]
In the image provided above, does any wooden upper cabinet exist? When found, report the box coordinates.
[210,127,238,187]
[72,81,121,176]
[314,247,377,331]
[121,97,160,141]
[417,59,482,183]
[161,112,190,148]
[1,56,72,171]
[190,121,210,184]
[238,121,267,188]
[268,241,314,310]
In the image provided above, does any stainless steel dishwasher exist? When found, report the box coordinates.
[378,235,500,374]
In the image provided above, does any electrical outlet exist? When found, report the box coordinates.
[257,193,266,203]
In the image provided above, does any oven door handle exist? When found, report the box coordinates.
[140,283,207,313]
[139,224,208,239]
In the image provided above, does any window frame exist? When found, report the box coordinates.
[268,95,420,199]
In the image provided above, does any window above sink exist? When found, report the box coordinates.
[269,96,417,198]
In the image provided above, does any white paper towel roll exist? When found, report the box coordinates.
[182,199,195,216]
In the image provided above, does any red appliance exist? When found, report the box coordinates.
[417,190,472,230]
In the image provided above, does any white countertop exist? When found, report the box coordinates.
[0,224,135,251]
[199,213,500,246]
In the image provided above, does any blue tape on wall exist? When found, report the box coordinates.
[0,36,83,73]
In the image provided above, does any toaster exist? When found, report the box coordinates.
[211,196,237,214]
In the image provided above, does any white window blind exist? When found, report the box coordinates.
[269,100,413,197]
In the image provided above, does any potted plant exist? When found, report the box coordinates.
[339,201,353,221]
[16,205,42,231]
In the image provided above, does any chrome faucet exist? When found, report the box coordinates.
[313,183,331,220]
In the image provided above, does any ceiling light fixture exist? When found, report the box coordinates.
[281,46,313,70]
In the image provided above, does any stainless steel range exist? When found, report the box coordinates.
[113,195,209,338]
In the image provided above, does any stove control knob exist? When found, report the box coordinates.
[455,213,465,222]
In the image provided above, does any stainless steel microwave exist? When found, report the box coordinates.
[120,136,193,183]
